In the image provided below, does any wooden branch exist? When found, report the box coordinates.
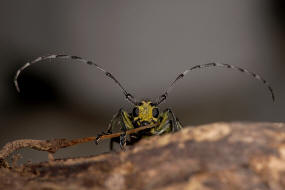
[2,122,285,190]
[96,123,157,143]
[0,123,157,165]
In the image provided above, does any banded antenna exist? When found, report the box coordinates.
[156,62,275,105]
[14,54,137,105]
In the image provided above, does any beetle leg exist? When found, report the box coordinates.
[165,108,183,132]
[120,132,127,151]
[106,109,123,134]
[118,109,134,150]
[153,120,171,135]
[108,109,134,150]
[95,108,128,146]
[175,118,183,131]
[95,109,121,145]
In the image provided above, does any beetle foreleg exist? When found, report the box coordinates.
[165,108,183,132]
[107,109,134,150]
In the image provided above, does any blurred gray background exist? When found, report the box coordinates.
[0,0,284,163]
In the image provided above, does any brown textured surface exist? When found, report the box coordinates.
[1,122,285,190]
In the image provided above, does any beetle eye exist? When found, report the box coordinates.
[133,107,139,117]
[152,108,159,118]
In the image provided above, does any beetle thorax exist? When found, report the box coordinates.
[133,100,159,126]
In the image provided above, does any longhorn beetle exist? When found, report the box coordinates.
[14,55,275,150]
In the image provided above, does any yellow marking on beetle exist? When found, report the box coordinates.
[122,111,134,130]
[134,101,158,125]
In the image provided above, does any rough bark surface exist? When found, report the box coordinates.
[1,122,285,190]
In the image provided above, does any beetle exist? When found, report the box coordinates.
[14,54,275,150]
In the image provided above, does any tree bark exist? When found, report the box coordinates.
[1,122,285,190]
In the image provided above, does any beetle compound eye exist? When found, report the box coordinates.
[133,107,139,117]
[152,108,159,118]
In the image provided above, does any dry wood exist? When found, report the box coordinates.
[1,122,285,190]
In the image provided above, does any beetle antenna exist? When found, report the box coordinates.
[156,62,275,105]
[14,54,137,105]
